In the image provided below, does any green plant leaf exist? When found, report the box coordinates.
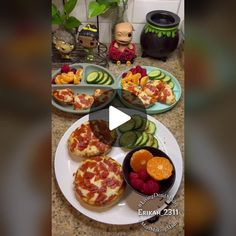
[64,16,81,29]
[98,0,118,4]
[88,1,110,18]
[64,0,77,14]
[52,4,58,17]
[52,13,63,25]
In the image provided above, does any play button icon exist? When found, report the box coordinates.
[88,88,147,147]
[109,106,131,130]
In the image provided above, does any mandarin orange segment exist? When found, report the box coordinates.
[140,76,149,87]
[131,73,142,85]
[146,157,173,181]
[130,149,153,172]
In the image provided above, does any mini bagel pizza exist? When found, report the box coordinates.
[68,120,117,160]
[74,156,125,207]
[73,93,94,110]
[52,88,74,105]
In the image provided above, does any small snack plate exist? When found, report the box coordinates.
[51,63,118,88]
[54,109,183,225]
[52,85,116,114]
[117,66,182,114]
[51,63,117,114]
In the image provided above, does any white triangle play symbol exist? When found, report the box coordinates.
[109,106,131,130]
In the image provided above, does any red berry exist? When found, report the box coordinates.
[122,72,127,78]
[71,68,77,74]
[130,68,135,74]
[130,178,144,191]
[129,172,139,180]
[137,169,150,181]
[142,69,147,75]
[142,179,160,195]
[61,64,70,73]
[136,65,142,73]
[51,77,56,84]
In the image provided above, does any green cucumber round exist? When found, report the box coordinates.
[87,72,99,83]
[145,120,156,134]
[148,70,161,79]
[118,119,135,133]
[132,115,143,129]
[119,131,137,148]
[152,137,159,148]
[163,76,171,82]
[157,72,165,80]
[98,73,109,84]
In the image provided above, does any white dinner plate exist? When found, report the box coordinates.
[54,108,183,225]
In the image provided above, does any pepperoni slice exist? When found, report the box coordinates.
[96,193,107,204]
[100,171,109,178]
[84,172,95,179]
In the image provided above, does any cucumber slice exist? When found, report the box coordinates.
[157,72,165,80]
[98,73,108,84]
[87,72,99,83]
[137,118,147,131]
[118,118,135,133]
[119,131,137,148]
[145,120,150,130]
[132,115,143,129]
[95,71,104,83]
[104,76,113,85]
[134,131,143,146]
[168,81,174,89]
[145,120,156,134]
[148,70,161,79]
[138,132,149,146]
[152,137,159,148]
[146,134,154,146]
[163,76,171,82]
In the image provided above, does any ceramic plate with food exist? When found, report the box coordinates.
[54,108,183,225]
[117,65,182,114]
[51,63,117,114]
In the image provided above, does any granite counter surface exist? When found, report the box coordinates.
[52,50,184,236]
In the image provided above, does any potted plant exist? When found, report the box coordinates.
[88,0,128,27]
[52,0,81,59]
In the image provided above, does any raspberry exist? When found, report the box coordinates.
[141,69,147,77]
[51,77,56,84]
[70,68,77,74]
[129,172,139,180]
[130,178,144,191]
[130,68,136,74]
[142,179,160,195]
[61,64,70,73]
[136,65,142,73]
[137,168,150,181]
[122,72,127,78]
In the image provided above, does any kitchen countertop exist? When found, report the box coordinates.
[52,48,184,236]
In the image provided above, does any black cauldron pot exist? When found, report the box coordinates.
[140,10,180,61]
